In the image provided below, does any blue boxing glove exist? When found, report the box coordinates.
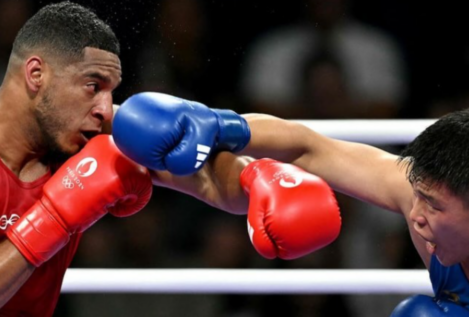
[390,295,469,316]
[112,92,251,175]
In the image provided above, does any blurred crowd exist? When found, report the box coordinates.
[3,0,469,316]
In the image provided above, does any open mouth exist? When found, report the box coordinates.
[81,130,100,141]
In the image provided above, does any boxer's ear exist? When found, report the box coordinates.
[24,56,45,94]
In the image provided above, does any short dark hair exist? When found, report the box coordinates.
[11,1,120,63]
[399,109,469,204]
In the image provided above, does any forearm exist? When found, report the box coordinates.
[0,239,35,307]
[241,114,317,167]
[198,152,252,214]
[151,152,252,215]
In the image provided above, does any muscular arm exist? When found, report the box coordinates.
[0,239,35,307]
[151,152,253,215]
[240,114,413,214]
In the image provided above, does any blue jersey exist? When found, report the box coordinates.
[430,255,469,309]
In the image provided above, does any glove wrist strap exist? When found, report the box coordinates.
[213,109,251,152]
[6,199,70,267]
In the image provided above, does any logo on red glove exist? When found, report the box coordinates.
[76,157,98,177]
[276,172,303,188]
[62,157,98,190]
[62,175,74,189]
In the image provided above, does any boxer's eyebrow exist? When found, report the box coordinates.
[415,189,443,209]
[417,190,435,203]
[84,72,122,88]
[85,72,110,83]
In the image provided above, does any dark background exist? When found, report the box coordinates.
[33,0,469,118]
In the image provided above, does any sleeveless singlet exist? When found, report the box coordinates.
[430,254,469,309]
[0,160,82,317]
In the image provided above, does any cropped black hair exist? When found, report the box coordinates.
[11,1,120,62]
[399,109,469,203]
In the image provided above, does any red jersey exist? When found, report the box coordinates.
[0,160,82,317]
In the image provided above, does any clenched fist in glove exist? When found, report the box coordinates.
[112,92,251,176]
[7,135,153,267]
[240,158,341,260]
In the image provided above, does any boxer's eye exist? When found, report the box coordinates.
[86,83,99,93]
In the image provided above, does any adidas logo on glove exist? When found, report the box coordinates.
[194,144,211,169]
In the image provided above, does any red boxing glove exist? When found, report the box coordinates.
[240,158,341,260]
[7,135,152,266]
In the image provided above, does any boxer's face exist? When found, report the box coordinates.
[410,181,469,266]
[36,47,121,159]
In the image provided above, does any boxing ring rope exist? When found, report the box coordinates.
[62,269,432,294]
[293,119,436,144]
[62,119,436,294]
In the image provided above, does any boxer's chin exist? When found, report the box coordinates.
[63,132,90,154]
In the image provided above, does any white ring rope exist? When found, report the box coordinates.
[62,119,436,294]
[294,119,436,144]
[62,269,432,294]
